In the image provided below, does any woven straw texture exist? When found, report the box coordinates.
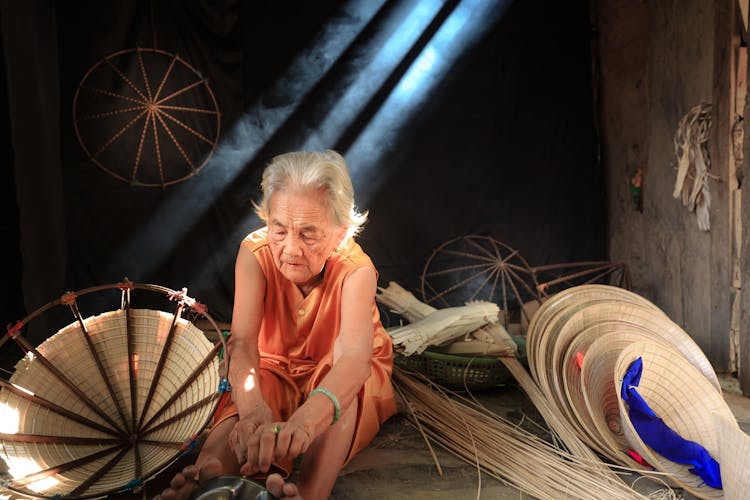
[526,284,664,376]
[579,330,674,468]
[615,341,734,499]
[527,285,721,400]
[0,308,220,498]
[714,412,750,500]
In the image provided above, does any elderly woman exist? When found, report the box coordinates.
[157,150,397,500]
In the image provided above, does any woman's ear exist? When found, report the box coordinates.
[336,226,348,246]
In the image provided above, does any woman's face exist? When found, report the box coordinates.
[267,188,347,288]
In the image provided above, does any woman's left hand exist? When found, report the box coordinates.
[240,421,312,476]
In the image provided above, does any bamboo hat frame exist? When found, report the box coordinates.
[0,280,229,499]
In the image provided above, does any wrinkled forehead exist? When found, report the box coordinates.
[268,187,335,227]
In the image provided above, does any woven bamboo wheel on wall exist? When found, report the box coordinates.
[420,235,541,327]
[73,47,221,188]
[0,281,227,499]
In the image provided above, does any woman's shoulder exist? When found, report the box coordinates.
[241,227,268,252]
[334,238,374,270]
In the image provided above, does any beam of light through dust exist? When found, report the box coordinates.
[188,0,511,291]
[103,0,386,281]
[346,0,513,204]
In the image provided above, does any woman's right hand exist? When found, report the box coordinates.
[228,405,274,467]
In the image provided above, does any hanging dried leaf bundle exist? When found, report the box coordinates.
[673,102,713,231]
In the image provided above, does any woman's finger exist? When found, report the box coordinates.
[256,424,281,472]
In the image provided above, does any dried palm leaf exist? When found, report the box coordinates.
[386,301,500,356]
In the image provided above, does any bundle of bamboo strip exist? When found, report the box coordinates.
[378,282,516,356]
[392,368,656,500]
[378,282,622,462]
[385,299,500,356]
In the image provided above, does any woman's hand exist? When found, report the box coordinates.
[239,420,312,477]
[228,405,274,467]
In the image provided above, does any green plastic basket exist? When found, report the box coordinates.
[394,349,511,391]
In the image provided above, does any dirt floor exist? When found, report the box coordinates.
[1,342,749,499]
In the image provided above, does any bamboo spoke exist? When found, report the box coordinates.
[157,107,216,145]
[136,47,154,102]
[10,444,124,487]
[103,55,148,102]
[69,301,130,432]
[136,303,185,431]
[69,446,131,497]
[467,267,499,303]
[154,110,197,172]
[153,52,179,101]
[424,267,497,305]
[158,104,220,114]
[155,78,207,105]
[76,104,147,122]
[423,262,495,278]
[466,236,497,260]
[79,85,146,106]
[150,106,166,186]
[132,111,152,180]
[9,335,125,434]
[126,308,138,434]
[141,342,222,433]
[433,248,500,264]
[91,109,148,158]
[504,265,541,300]
[141,393,217,437]
[0,379,119,436]
[0,434,122,446]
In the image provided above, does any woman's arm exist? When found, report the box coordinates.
[227,244,273,460]
[240,265,379,476]
[288,265,377,437]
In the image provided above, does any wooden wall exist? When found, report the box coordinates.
[593,0,742,383]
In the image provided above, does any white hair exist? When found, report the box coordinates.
[253,150,368,241]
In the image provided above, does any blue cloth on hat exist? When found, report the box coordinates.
[620,357,722,489]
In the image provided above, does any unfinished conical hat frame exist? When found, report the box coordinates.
[579,330,676,468]
[615,341,734,499]
[714,411,750,500]
[0,282,227,499]
[526,284,664,385]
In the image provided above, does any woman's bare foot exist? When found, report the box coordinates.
[265,473,303,499]
[155,456,223,500]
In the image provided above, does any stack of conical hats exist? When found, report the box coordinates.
[525,284,746,499]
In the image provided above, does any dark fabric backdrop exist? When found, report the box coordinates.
[2,0,603,344]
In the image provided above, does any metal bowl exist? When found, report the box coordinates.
[189,476,277,500]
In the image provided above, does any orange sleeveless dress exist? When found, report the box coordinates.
[214,227,397,474]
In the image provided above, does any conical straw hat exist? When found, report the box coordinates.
[526,284,663,374]
[714,412,750,500]
[526,284,666,389]
[549,300,720,393]
[543,299,670,434]
[0,283,224,499]
[578,330,676,468]
[615,341,734,499]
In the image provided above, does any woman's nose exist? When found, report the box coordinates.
[285,234,304,256]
